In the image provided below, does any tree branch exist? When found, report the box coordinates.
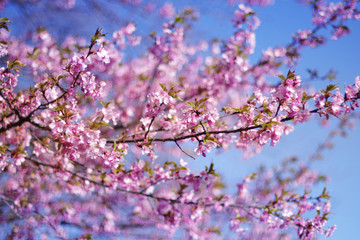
[109,108,321,144]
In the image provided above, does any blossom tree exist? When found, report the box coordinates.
[0,0,359,239]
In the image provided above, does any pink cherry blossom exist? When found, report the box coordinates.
[0,1,359,239]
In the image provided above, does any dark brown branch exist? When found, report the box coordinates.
[144,116,155,139]
[0,114,31,133]
[109,108,321,144]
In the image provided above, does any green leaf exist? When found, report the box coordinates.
[278,74,286,82]
[208,227,221,235]
[91,35,99,42]
[58,75,66,80]
[246,12,256,16]
[0,18,11,32]
[198,97,209,105]
[8,59,25,69]
[286,70,296,79]
[302,92,313,103]
[187,101,195,108]
[174,16,185,24]
[150,31,156,38]
[326,84,339,92]
[212,181,225,189]
[100,100,111,108]
[199,104,207,110]
[113,164,125,174]
[263,103,272,117]
[89,121,112,130]
[163,54,169,64]
[248,173,258,179]
[262,121,278,129]
[179,183,188,190]
[168,90,183,101]
[168,91,183,101]
[236,216,248,222]
[0,145,8,154]
[113,140,117,151]
[0,17,11,23]
[159,83,168,92]
[206,162,219,177]
[205,136,217,143]
[321,187,330,200]
[91,28,106,44]
[164,161,178,169]
[174,94,183,101]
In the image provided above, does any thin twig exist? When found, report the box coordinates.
[175,140,195,160]
[0,195,23,219]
